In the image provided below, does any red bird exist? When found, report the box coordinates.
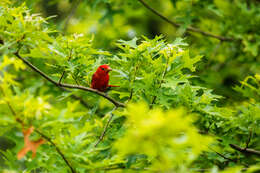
[91,65,118,92]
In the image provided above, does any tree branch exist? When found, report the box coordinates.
[137,0,234,42]
[13,52,126,108]
[229,144,260,156]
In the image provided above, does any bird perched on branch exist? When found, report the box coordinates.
[91,64,119,92]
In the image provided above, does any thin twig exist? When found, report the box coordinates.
[245,129,253,149]
[59,71,66,84]
[59,47,73,84]
[128,88,134,101]
[229,144,260,156]
[94,107,117,147]
[209,147,248,167]
[0,88,76,173]
[211,148,237,163]
[13,52,125,108]
[137,0,234,42]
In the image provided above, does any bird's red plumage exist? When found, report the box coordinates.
[91,65,112,92]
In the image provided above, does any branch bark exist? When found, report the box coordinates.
[13,52,126,108]
[229,144,260,156]
[137,0,234,42]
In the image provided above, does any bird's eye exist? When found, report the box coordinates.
[101,67,105,70]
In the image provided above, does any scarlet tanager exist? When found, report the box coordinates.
[91,65,118,92]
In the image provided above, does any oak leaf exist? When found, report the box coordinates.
[17,126,45,160]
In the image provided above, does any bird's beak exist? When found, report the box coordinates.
[107,67,112,72]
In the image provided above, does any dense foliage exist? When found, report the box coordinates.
[0,0,260,172]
